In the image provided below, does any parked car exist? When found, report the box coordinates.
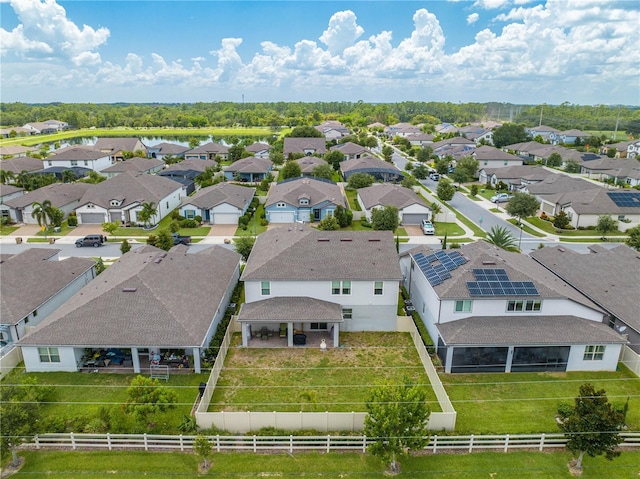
[75,234,105,248]
[171,232,191,245]
[421,219,435,235]
[429,172,440,181]
[490,193,513,203]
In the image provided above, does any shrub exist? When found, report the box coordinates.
[180,219,198,228]
[67,214,78,227]
[195,215,202,224]
[260,219,269,226]
[360,219,372,228]
[171,210,182,221]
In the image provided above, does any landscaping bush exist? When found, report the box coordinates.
[360,219,372,228]
[260,219,268,227]
[195,215,202,224]
[67,214,78,227]
[180,219,198,228]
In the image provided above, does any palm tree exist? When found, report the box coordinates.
[138,202,157,228]
[430,201,443,221]
[485,225,519,252]
[16,170,30,189]
[61,169,76,183]
[31,200,54,238]
[0,169,15,185]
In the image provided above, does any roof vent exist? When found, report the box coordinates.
[154,258,162,264]
[122,287,137,293]
[368,239,380,242]
[340,238,352,242]
[318,238,330,242]
[482,260,496,265]
[558,247,565,252]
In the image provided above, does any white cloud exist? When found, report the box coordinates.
[467,13,480,24]
[473,0,510,9]
[319,10,364,54]
[1,0,109,61]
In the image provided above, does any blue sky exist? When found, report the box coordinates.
[1,0,638,105]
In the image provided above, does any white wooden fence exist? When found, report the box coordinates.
[28,432,640,454]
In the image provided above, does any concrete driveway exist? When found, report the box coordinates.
[207,224,238,236]
[403,225,424,237]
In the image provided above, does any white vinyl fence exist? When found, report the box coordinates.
[620,345,640,376]
[28,432,640,454]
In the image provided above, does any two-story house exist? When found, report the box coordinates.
[44,146,112,173]
[94,138,148,161]
[238,226,403,347]
[400,242,626,373]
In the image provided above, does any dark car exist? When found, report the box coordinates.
[75,234,106,248]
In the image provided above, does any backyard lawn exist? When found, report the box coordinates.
[210,332,441,413]
[442,365,640,434]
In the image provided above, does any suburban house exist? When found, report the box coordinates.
[158,158,218,195]
[505,141,605,166]
[473,145,523,169]
[2,182,92,224]
[558,129,591,145]
[22,119,68,135]
[74,172,185,225]
[238,225,403,347]
[179,182,255,224]
[406,133,435,147]
[0,145,37,159]
[523,175,599,216]
[580,157,640,187]
[457,125,494,145]
[432,137,476,160]
[1,249,96,353]
[283,137,326,157]
[357,184,431,224]
[17,245,242,374]
[478,165,554,190]
[599,140,638,159]
[384,122,421,138]
[531,244,640,354]
[184,142,229,161]
[340,155,404,183]
[265,177,346,224]
[224,157,273,182]
[330,142,370,161]
[100,157,164,178]
[245,142,273,159]
[295,156,327,176]
[400,241,626,373]
[0,184,25,221]
[626,140,640,159]
[316,121,350,140]
[524,125,560,143]
[0,155,42,173]
[0,127,34,139]
[94,138,147,161]
[146,142,190,161]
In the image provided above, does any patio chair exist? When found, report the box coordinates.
[279,323,287,338]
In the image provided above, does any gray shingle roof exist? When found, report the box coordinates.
[152,142,190,155]
[357,184,428,211]
[225,156,273,174]
[531,245,640,332]
[473,145,521,161]
[241,224,403,281]
[295,156,326,174]
[340,156,402,174]
[18,245,241,348]
[1,249,96,326]
[437,315,626,346]
[77,172,182,209]
[265,177,345,208]
[187,142,229,154]
[246,142,272,153]
[0,184,24,197]
[283,137,326,156]
[180,182,255,210]
[101,157,164,173]
[237,297,343,322]
[162,158,217,174]
[94,138,146,153]
[0,156,43,173]
[48,146,108,161]
[4,182,92,208]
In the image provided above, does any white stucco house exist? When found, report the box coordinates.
[2,183,92,224]
[44,146,112,172]
[178,182,255,224]
[357,183,431,224]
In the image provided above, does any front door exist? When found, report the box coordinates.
[313,209,320,220]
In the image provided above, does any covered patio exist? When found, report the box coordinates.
[237,297,343,348]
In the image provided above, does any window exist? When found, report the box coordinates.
[507,300,541,312]
[276,202,286,208]
[342,308,353,320]
[310,322,328,330]
[185,210,196,219]
[38,347,60,363]
[33,309,38,317]
[84,160,88,166]
[618,215,626,221]
[299,198,309,206]
[583,345,605,361]
[260,281,270,295]
[332,281,351,295]
[454,300,472,313]
[71,160,78,166]
[374,281,383,295]
[48,161,52,166]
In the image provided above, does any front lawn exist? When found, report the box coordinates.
[234,202,268,236]
[442,365,640,434]
[506,218,546,237]
[434,222,465,236]
[347,220,407,236]
[210,332,441,413]
[0,224,20,235]
[526,216,626,237]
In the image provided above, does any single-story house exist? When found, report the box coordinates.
[316,121,350,140]
[146,142,190,161]
[400,242,626,373]
[357,184,431,224]
[75,171,185,225]
[94,138,148,161]
[224,157,273,182]
[473,145,523,169]
[329,142,370,161]
[245,142,273,159]
[0,156,43,173]
[478,165,554,190]
[22,120,67,135]
[1,249,96,353]
[295,156,327,176]
[0,184,25,220]
[406,133,434,147]
[184,142,229,161]
[340,156,404,183]
[384,123,421,138]
[158,158,219,195]
[554,189,640,231]
[100,157,164,178]
[17,245,242,373]
[2,182,92,224]
[283,137,326,157]
[44,146,112,172]
[0,145,37,159]
[580,157,640,187]
[265,177,346,223]
[523,175,599,216]
[238,225,403,347]
[179,182,255,224]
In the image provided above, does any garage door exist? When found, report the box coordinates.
[269,211,295,223]
[80,213,105,224]
[212,213,239,224]
[402,213,428,225]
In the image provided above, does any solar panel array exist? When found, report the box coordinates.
[607,192,640,208]
[466,268,539,297]
[413,251,467,287]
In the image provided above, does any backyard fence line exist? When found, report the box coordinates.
[28,432,640,454]
[620,345,640,377]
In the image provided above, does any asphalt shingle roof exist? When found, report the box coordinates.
[237,297,343,322]
[180,182,255,210]
[225,156,273,174]
[357,184,427,211]
[4,182,92,209]
[265,177,345,208]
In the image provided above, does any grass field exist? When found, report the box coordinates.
[442,365,640,434]
[506,218,546,237]
[10,449,640,478]
[210,332,441,413]
[525,216,626,237]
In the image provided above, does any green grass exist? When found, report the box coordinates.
[434,222,465,237]
[489,207,502,213]
[11,449,640,478]
[0,224,19,235]
[559,237,627,243]
[525,216,626,237]
[441,365,640,434]
[506,218,546,237]
[466,194,482,201]
[234,203,267,236]
[587,130,631,142]
[444,203,487,238]
[210,332,441,413]
[2,367,208,435]
[345,188,362,211]
[345,220,406,236]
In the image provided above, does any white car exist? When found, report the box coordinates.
[490,192,513,203]
[421,220,435,235]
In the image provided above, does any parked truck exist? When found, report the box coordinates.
[171,232,191,245]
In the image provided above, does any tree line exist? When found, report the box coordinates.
[1,101,638,134]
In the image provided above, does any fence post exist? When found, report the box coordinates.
[70,432,76,450]
[253,435,257,453]
[432,434,438,453]
[216,434,220,452]
[362,435,367,453]
[34,435,40,450]
[144,433,148,451]
[107,432,112,451]
[326,435,331,453]
[468,434,474,453]
[539,433,545,452]
[289,435,293,454]
[504,434,509,453]
[179,434,184,452]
